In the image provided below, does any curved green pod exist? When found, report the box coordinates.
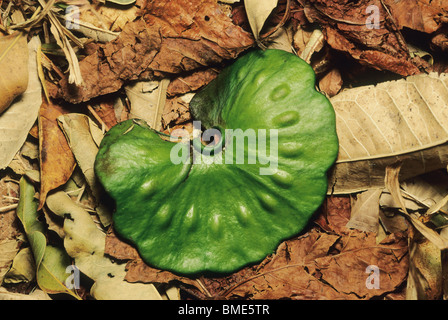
[95,49,339,274]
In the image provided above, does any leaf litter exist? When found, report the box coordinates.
[0,0,448,300]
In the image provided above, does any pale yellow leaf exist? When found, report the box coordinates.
[380,172,448,212]
[0,36,42,169]
[299,29,324,63]
[346,188,383,233]
[329,72,448,194]
[79,3,138,32]
[0,287,51,300]
[0,32,28,114]
[0,239,20,285]
[3,247,35,284]
[245,0,278,40]
[125,79,170,131]
[264,26,293,52]
[385,163,448,250]
[69,21,119,43]
[57,113,111,226]
[46,191,162,300]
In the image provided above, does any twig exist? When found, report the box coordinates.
[75,183,86,203]
[0,204,18,213]
[2,195,19,201]
[39,0,83,85]
[195,278,212,298]
[9,0,53,30]
[43,20,50,43]
[4,178,20,184]
[1,1,13,27]
[40,51,65,78]
[87,105,109,132]
[300,29,325,63]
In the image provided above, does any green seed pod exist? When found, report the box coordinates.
[95,49,339,274]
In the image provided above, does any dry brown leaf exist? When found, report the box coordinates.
[148,230,406,300]
[315,196,351,234]
[384,0,448,34]
[88,97,122,130]
[78,2,139,33]
[329,72,448,194]
[380,171,448,213]
[53,0,254,104]
[0,32,28,114]
[0,239,20,286]
[308,232,408,299]
[162,94,193,129]
[0,287,51,300]
[38,99,76,210]
[318,68,342,97]
[3,247,36,284]
[139,0,254,73]
[54,19,158,104]
[431,32,448,52]
[292,26,314,58]
[220,230,343,299]
[104,227,139,262]
[167,68,219,97]
[302,0,427,76]
[263,26,294,52]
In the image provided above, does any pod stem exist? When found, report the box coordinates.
[192,126,225,156]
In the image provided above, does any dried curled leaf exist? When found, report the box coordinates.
[38,100,76,210]
[303,0,427,76]
[329,72,448,194]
